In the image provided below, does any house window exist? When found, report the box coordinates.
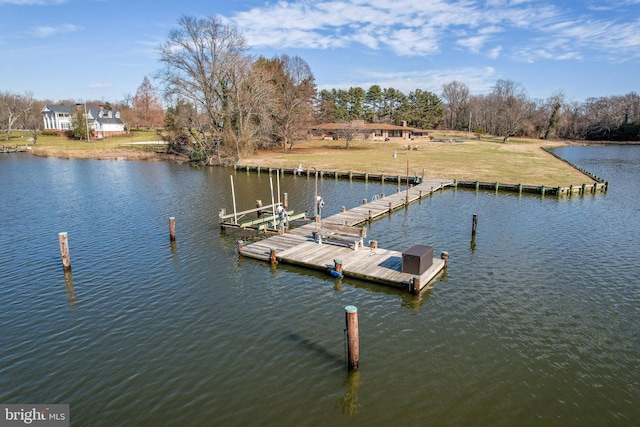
[388,130,402,137]
[374,129,382,137]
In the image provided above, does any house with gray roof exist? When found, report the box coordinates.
[42,104,126,138]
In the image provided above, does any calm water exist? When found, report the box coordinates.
[0,146,638,426]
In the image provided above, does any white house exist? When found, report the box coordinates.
[42,104,126,138]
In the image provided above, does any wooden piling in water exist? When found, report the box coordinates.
[345,306,359,370]
[58,232,72,272]
[334,259,343,274]
[472,214,478,237]
[370,240,378,249]
[283,193,289,209]
[441,251,449,268]
[169,217,176,242]
[270,247,277,264]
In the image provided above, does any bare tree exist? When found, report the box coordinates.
[256,54,315,151]
[334,120,366,149]
[491,79,528,142]
[157,15,255,164]
[441,80,469,130]
[0,91,33,141]
[132,76,165,129]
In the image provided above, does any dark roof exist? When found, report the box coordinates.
[42,104,77,114]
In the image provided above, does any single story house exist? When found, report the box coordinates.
[309,120,428,141]
[42,104,126,138]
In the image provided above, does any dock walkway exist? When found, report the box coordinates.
[237,178,453,293]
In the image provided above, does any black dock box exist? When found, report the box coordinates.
[402,245,434,275]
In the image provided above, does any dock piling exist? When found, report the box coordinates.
[345,306,359,370]
[472,214,478,237]
[58,232,72,273]
[169,217,176,242]
[441,251,449,268]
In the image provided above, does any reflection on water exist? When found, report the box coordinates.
[0,147,639,426]
[63,271,77,305]
[339,370,362,417]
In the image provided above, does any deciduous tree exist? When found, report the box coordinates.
[133,76,164,129]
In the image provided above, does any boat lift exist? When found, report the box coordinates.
[218,172,307,232]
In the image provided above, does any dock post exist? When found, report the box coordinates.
[345,306,359,370]
[411,275,421,294]
[518,184,522,194]
[541,185,546,196]
[341,206,346,213]
[237,240,244,252]
[370,240,378,249]
[475,181,479,190]
[441,251,449,268]
[334,259,343,275]
[283,193,288,209]
[362,199,367,205]
[256,199,263,217]
[581,183,587,195]
[58,232,72,273]
[368,210,372,222]
[270,248,277,264]
[388,202,393,214]
[364,173,368,183]
[472,214,478,237]
[169,217,176,242]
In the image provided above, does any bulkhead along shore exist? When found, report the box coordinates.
[11,129,615,193]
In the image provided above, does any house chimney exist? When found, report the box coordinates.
[401,120,407,127]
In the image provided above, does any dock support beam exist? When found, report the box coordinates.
[411,275,421,295]
[345,306,359,370]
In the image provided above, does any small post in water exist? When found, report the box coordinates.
[472,214,478,237]
[58,232,72,272]
[345,305,359,370]
[169,217,176,242]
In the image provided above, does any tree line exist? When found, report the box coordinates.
[1,14,638,162]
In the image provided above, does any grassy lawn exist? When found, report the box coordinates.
[6,130,168,160]
[242,133,589,187]
[6,129,592,187]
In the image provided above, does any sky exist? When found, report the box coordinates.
[1,0,639,104]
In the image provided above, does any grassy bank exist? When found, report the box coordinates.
[7,130,592,187]
[241,133,589,187]
[7,130,172,161]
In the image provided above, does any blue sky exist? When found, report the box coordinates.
[1,0,638,104]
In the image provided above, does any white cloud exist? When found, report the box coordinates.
[30,24,80,37]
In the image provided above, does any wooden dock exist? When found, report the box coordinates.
[236,178,453,293]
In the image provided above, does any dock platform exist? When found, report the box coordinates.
[236,178,453,293]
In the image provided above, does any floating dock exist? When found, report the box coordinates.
[234,178,454,293]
